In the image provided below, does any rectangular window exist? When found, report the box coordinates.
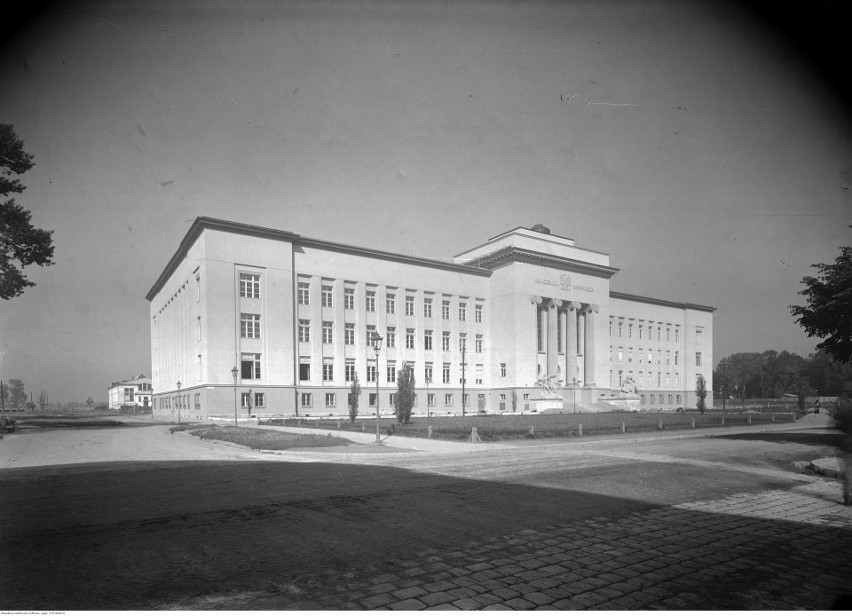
[442,363,451,384]
[389,393,397,406]
[345,323,355,345]
[345,359,355,382]
[475,304,483,323]
[500,363,507,377]
[301,393,313,408]
[386,293,396,314]
[618,347,623,362]
[366,290,376,312]
[386,327,396,348]
[650,394,655,404]
[459,333,467,353]
[428,393,435,406]
[657,327,662,341]
[322,321,333,344]
[445,393,453,406]
[326,393,336,407]
[406,328,415,349]
[406,295,415,316]
[367,361,377,383]
[475,364,483,384]
[194,393,201,409]
[442,331,451,352]
[297,281,310,305]
[425,362,433,383]
[666,328,671,342]
[196,275,201,302]
[241,353,261,379]
[424,330,433,350]
[322,359,334,382]
[674,351,679,366]
[442,300,450,320]
[366,392,376,407]
[638,325,643,340]
[241,392,251,408]
[628,347,633,363]
[666,350,671,365]
[322,285,333,307]
[299,357,310,381]
[298,319,310,343]
[696,352,702,367]
[675,328,680,343]
[366,325,376,346]
[254,393,264,408]
[424,297,433,318]
[344,287,355,310]
[459,303,467,321]
[241,313,261,339]
[696,329,703,345]
[240,273,260,299]
[475,335,483,354]
[618,321,623,337]
[628,323,633,338]
[387,361,396,383]
[196,316,201,341]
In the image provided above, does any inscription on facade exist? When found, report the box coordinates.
[535,273,593,293]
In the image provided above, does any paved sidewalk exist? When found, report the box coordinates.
[166,478,852,610]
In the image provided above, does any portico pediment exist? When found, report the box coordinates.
[470,246,619,279]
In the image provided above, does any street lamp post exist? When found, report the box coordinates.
[176,381,181,424]
[370,331,384,445]
[461,338,467,417]
[231,366,239,427]
[720,360,728,412]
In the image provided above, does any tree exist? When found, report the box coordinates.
[1,124,55,299]
[38,390,48,412]
[695,374,708,413]
[511,389,518,413]
[394,362,416,424]
[8,379,26,409]
[722,353,764,405]
[793,377,815,412]
[86,397,94,408]
[791,235,852,364]
[348,371,361,423]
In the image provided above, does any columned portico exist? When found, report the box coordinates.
[533,296,599,389]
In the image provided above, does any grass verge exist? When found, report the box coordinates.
[178,425,353,450]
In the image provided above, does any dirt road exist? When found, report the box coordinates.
[0,420,848,609]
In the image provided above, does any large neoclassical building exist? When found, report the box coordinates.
[147,218,713,421]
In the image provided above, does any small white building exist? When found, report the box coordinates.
[146,218,713,421]
[107,374,153,410]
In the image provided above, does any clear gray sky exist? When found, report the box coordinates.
[1,0,850,404]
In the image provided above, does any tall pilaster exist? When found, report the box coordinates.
[583,303,599,386]
[547,299,561,377]
[531,296,543,356]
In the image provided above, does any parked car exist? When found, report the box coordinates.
[2,417,16,433]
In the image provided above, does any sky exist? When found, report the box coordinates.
[1,0,850,404]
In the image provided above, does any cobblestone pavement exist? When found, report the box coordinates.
[185,478,849,611]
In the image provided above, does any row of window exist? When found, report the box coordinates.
[612,348,703,367]
[295,321,485,352]
[610,320,705,345]
[613,370,683,390]
[295,282,485,322]
[299,391,469,408]
[154,391,266,411]
[298,358,486,385]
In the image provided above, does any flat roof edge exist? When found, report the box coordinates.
[610,290,716,312]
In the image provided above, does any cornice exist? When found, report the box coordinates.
[147,217,490,301]
[467,246,620,279]
[610,290,716,313]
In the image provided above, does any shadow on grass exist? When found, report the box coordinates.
[712,430,844,448]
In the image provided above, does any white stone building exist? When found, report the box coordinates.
[146,218,713,421]
[107,374,153,410]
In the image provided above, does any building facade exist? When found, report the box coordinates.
[147,218,714,421]
[107,374,153,410]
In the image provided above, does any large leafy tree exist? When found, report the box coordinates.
[790,237,852,364]
[8,379,26,409]
[1,124,55,299]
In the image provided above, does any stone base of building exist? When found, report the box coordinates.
[530,394,564,413]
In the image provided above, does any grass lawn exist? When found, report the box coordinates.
[15,416,127,428]
[174,425,353,450]
[261,410,798,442]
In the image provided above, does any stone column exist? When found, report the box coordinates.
[530,296,543,355]
[577,308,585,357]
[565,301,580,385]
[547,299,561,377]
[583,304,599,386]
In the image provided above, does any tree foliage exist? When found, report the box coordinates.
[695,374,707,413]
[791,237,852,364]
[348,371,361,423]
[714,349,852,400]
[8,378,26,408]
[1,124,55,300]
[394,362,416,424]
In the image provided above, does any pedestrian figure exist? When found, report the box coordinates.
[834,398,852,506]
